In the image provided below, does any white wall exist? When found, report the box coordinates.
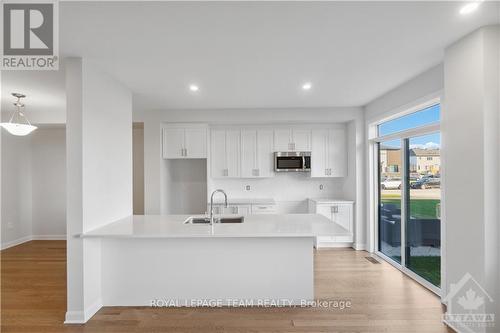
[31,127,66,238]
[1,126,66,249]
[133,124,145,214]
[364,64,443,125]
[165,159,207,214]
[1,132,32,248]
[65,58,132,323]
[443,26,499,333]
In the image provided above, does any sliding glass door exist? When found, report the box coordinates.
[405,134,441,287]
[378,140,402,263]
[375,103,442,291]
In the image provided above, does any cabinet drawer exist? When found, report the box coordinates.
[251,204,276,214]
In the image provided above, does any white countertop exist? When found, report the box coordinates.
[80,214,350,239]
[208,198,276,205]
[308,198,355,204]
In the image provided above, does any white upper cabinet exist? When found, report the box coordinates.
[311,129,329,177]
[273,128,292,151]
[241,129,274,178]
[328,127,347,177]
[184,128,207,158]
[163,128,185,159]
[211,129,240,178]
[292,129,312,151]
[311,127,347,177]
[273,128,311,151]
[162,125,207,159]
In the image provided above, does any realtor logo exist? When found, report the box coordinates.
[443,273,495,332]
[1,1,58,70]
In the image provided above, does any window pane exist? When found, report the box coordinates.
[406,133,441,287]
[378,140,402,263]
[378,104,440,137]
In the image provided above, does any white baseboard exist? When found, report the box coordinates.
[1,235,67,250]
[64,311,85,324]
[316,242,353,248]
[32,235,67,240]
[442,317,465,333]
[65,298,103,324]
[353,243,367,251]
[1,235,33,250]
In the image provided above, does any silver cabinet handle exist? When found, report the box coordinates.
[184,148,187,157]
[331,205,339,213]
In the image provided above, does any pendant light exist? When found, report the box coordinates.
[0,93,37,136]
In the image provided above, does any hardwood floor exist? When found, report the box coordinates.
[1,241,452,333]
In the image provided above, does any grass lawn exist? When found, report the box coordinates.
[381,197,440,219]
[407,256,441,287]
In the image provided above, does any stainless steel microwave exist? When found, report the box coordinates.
[274,152,311,172]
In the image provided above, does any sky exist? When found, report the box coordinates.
[379,104,441,149]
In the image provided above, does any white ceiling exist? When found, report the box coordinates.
[2,1,499,115]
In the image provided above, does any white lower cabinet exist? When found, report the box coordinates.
[208,204,251,216]
[251,204,276,214]
[208,203,275,216]
[308,199,354,247]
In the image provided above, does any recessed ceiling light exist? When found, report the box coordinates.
[460,1,481,15]
[189,84,199,92]
[302,82,312,91]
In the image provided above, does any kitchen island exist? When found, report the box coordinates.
[81,214,349,307]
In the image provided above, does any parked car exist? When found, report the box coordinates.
[411,177,441,189]
[381,178,402,190]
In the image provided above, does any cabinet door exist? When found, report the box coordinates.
[256,129,274,178]
[292,129,311,151]
[274,128,292,151]
[328,128,347,177]
[235,205,251,216]
[241,129,257,178]
[185,128,207,158]
[311,129,329,177]
[225,130,241,178]
[210,129,227,178]
[316,205,333,221]
[331,204,352,232]
[163,128,185,159]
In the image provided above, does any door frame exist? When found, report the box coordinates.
[368,97,444,296]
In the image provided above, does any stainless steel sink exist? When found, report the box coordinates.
[184,216,244,224]
[218,216,244,223]
[184,217,211,224]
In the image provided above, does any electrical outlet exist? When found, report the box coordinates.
[319,184,324,190]
[245,185,251,191]
[7,221,14,229]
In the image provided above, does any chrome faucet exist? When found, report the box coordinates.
[210,189,228,225]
